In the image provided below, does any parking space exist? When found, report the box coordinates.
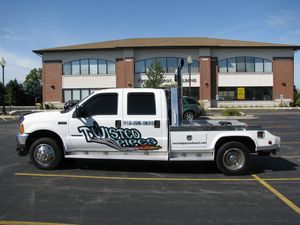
[0,111,299,225]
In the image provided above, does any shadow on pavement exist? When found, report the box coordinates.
[57,156,298,176]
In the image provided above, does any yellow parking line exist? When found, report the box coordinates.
[0,221,76,225]
[264,178,300,181]
[264,126,294,128]
[280,155,300,159]
[252,174,300,215]
[15,173,254,181]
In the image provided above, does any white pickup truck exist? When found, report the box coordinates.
[16,88,280,175]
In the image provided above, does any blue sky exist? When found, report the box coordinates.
[0,0,300,87]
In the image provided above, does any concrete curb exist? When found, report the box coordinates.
[201,116,257,120]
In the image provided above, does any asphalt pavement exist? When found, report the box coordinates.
[0,111,299,225]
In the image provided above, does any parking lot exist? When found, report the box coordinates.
[0,111,299,225]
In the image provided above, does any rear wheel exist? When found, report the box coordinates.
[183,111,195,121]
[216,141,251,175]
[29,137,62,170]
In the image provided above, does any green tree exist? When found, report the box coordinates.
[5,79,25,106]
[142,62,165,88]
[23,68,42,103]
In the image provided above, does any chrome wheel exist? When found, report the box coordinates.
[34,144,55,167]
[222,148,245,171]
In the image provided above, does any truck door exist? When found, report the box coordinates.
[121,90,167,153]
[68,91,122,152]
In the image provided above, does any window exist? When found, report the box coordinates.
[63,89,95,102]
[255,58,263,72]
[167,57,178,73]
[127,93,156,115]
[107,61,115,74]
[63,62,71,75]
[64,90,72,102]
[72,61,80,75]
[135,61,145,73]
[218,87,272,101]
[89,59,98,74]
[246,57,255,72]
[63,59,115,75]
[264,60,272,72]
[218,59,227,73]
[83,93,118,116]
[183,87,199,100]
[146,59,156,72]
[236,57,246,72]
[218,57,272,73]
[227,58,236,73]
[135,57,199,74]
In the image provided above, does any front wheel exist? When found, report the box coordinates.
[29,137,62,170]
[216,142,251,175]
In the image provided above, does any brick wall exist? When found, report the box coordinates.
[199,57,211,100]
[273,58,294,100]
[116,58,135,88]
[43,61,62,102]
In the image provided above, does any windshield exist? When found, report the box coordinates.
[61,95,90,113]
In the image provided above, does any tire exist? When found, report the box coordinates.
[29,137,62,170]
[216,141,251,175]
[183,111,195,121]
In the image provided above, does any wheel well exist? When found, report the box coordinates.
[184,110,194,115]
[214,136,256,155]
[26,130,64,153]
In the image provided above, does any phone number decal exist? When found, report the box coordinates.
[123,121,154,126]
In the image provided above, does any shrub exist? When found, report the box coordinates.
[296,98,300,107]
[221,108,241,116]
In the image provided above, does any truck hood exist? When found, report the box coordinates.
[24,110,67,122]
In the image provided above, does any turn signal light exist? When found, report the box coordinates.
[20,123,24,134]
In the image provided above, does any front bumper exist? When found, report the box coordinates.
[16,133,29,156]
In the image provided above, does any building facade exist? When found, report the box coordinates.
[34,37,299,108]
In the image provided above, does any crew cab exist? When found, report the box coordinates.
[16,88,280,175]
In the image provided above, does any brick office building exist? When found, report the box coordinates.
[33,37,300,108]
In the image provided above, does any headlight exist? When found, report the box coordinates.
[20,123,24,134]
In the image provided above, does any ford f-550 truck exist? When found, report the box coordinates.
[16,87,280,175]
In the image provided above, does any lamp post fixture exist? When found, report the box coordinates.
[187,55,193,97]
[0,57,6,114]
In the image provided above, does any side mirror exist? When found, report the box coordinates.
[74,105,84,118]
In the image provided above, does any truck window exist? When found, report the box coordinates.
[83,93,118,116]
[127,93,156,115]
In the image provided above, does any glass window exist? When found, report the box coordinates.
[64,90,72,102]
[135,60,145,73]
[83,93,118,116]
[227,58,236,73]
[156,57,166,72]
[246,57,255,72]
[80,59,89,75]
[98,60,106,74]
[218,59,227,73]
[255,58,263,72]
[167,57,178,73]
[191,60,199,73]
[107,61,115,74]
[63,62,71,75]
[81,89,90,99]
[236,57,246,72]
[89,59,98,74]
[127,93,156,115]
[73,90,81,100]
[71,61,80,75]
[146,59,156,72]
[264,60,272,72]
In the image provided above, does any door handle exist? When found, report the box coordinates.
[154,120,160,128]
[115,120,122,128]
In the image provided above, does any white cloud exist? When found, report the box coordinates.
[0,48,41,83]
[267,10,300,29]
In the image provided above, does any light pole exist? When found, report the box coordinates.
[187,55,193,97]
[0,57,6,114]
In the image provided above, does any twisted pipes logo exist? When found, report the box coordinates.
[78,121,161,151]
